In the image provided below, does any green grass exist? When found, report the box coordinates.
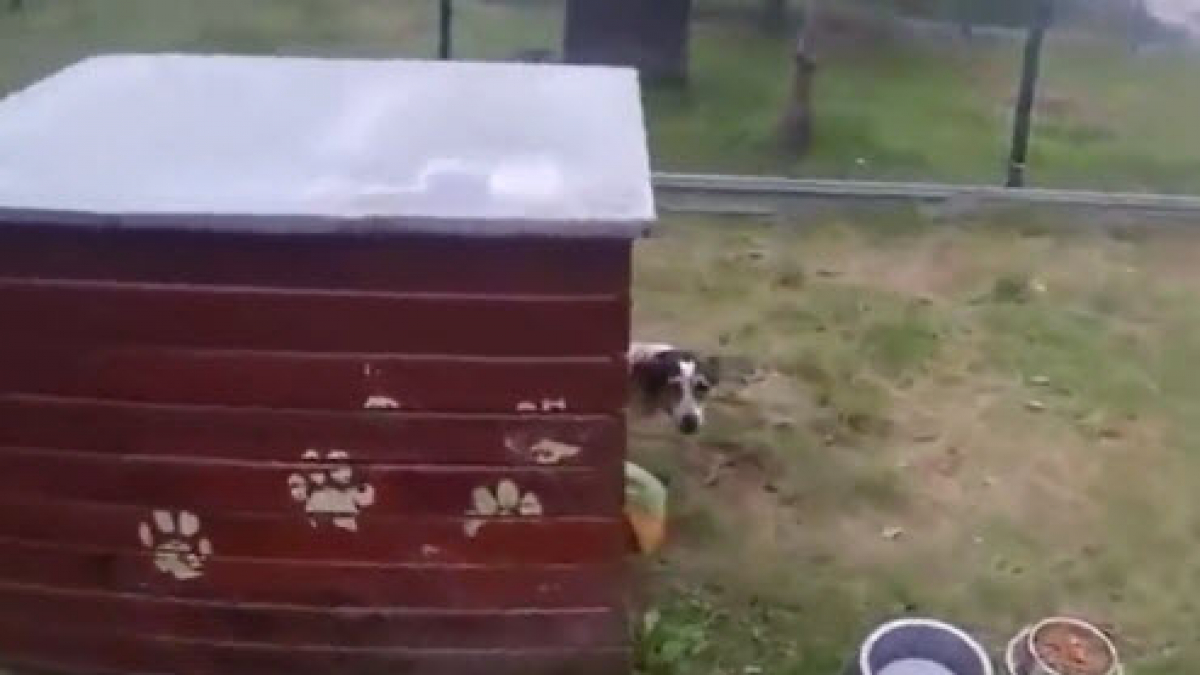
[651,22,1200,193]
[0,0,560,91]
[647,25,1016,182]
[4,1,1200,192]
[630,211,1200,675]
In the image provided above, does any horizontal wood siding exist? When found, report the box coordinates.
[0,278,627,356]
[0,344,624,412]
[0,497,624,565]
[0,582,626,647]
[0,539,625,608]
[0,227,632,675]
[0,449,622,515]
[0,616,631,675]
[0,227,631,295]
[0,396,624,466]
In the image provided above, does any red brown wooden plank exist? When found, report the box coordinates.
[0,227,631,296]
[0,539,625,609]
[0,278,628,356]
[0,582,625,649]
[0,497,623,565]
[0,344,625,413]
[0,448,622,516]
[0,616,631,675]
[0,395,623,466]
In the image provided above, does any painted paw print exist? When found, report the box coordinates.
[504,434,582,466]
[287,449,376,531]
[138,510,213,581]
[464,479,543,537]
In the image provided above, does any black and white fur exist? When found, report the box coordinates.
[628,342,718,435]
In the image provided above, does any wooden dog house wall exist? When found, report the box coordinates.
[0,55,653,675]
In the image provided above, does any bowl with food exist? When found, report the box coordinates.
[1005,617,1121,675]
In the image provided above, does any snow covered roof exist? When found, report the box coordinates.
[0,54,655,237]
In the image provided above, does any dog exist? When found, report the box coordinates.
[627,342,719,435]
[624,342,719,555]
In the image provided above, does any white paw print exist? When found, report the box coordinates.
[530,439,581,465]
[138,510,213,581]
[464,479,543,537]
[363,395,400,410]
[516,398,567,413]
[287,449,376,531]
[504,435,582,465]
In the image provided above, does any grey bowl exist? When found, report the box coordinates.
[844,618,995,675]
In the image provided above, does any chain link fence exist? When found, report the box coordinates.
[2,0,1199,193]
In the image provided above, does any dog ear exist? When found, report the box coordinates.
[700,355,722,385]
[631,354,673,395]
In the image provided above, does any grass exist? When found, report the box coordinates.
[646,24,1016,182]
[630,210,1200,675]
[0,1,560,90]
[4,1,1200,192]
[649,23,1200,193]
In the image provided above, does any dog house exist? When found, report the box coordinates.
[0,55,652,675]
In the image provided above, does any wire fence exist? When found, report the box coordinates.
[2,0,1198,194]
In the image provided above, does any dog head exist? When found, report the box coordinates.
[629,344,719,435]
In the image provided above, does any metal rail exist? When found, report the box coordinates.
[652,172,1200,218]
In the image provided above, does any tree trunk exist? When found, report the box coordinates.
[762,0,788,31]
[958,0,975,40]
[564,0,692,84]
[778,1,818,155]
[1127,0,1149,52]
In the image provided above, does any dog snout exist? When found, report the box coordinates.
[678,414,700,434]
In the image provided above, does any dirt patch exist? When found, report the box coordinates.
[802,226,1072,307]
[1138,233,1200,291]
[728,370,817,432]
[806,234,972,302]
[1034,92,1085,118]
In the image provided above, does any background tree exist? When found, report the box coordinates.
[778,0,819,155]
[762,0,789,31]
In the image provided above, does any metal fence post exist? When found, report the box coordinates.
[1006,0,1054,188]
[438,0,453,60]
